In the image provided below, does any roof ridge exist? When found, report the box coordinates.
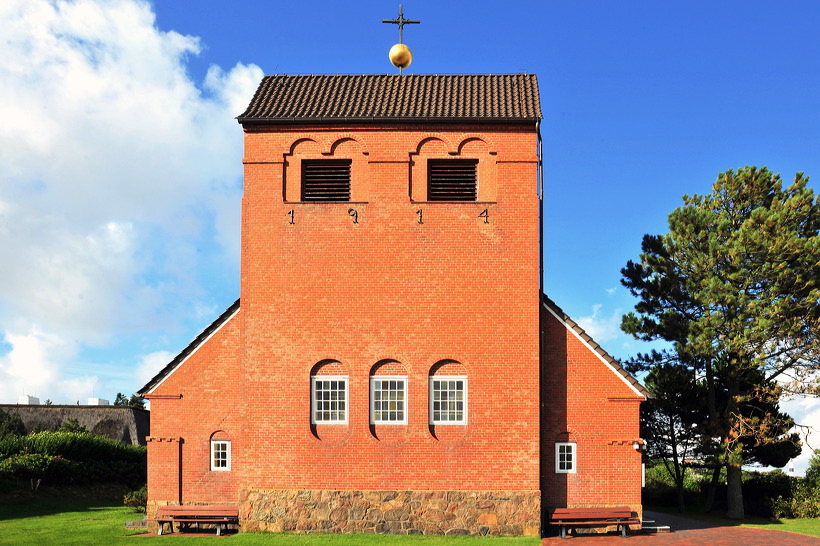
[237,74,542,124]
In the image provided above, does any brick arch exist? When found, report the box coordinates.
[413,135,455,155]
[370,358,408,376]
[457,135,496,155]
[326,134,369,156]
[429,359,468,376]
[287,137,320,155]
[209,430,231,441]
[554,430,579,443]
[310,359,348,376]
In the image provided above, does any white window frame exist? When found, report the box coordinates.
[210,440,231,471]
[429,375,468,425]
[311,375,349,424]
[556,442,576,473]
[370,376,408,425]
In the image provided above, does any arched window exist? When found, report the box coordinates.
[210,431,231,471]
[555,432,578,474]
[555,442,576,473]
[428,360,468,425]
[370,360,408,425]
[310,360,348,424]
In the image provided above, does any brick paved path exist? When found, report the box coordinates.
[542,510,820,545]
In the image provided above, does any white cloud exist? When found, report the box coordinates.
[0,0,262,402]
[135,350,173,388]
[780,397,820,476]
[0,327,77,402]
[576,303,623,344]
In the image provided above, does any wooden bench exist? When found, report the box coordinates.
[151,505,239,536]
[548,507,639,539]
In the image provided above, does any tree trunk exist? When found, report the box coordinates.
[704,466,721,513]
[726,463,744,519]
[725,365,744,519]
[669,418,686,513]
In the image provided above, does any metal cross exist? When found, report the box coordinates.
[382,4,420,44]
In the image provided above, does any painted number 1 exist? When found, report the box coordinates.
[416,209,424,224]
[287,209,295,224]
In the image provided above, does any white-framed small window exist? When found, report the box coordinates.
[211,440,231,471]
[370,376,408,424]
[429,375,467,425]
[556,442,576,473]
[311,375,348,424]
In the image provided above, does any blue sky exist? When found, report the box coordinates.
[1,0,818,472]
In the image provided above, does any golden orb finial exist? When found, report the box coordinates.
[389,43,413,69]
[383,5,419,74]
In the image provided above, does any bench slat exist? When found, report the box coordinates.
[153,506,239,536]
[158,506,238,511]
[548,507,638,539]
[550,512,635,521]
[159,512,238,517]
[551,512,635,521]
[549,519,639,525]
[551,506,630,511]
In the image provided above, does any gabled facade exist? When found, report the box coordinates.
[139,74,646,536]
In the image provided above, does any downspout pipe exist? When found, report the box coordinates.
[536,119,544,298]
[536,117,545,534]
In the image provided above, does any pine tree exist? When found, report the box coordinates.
[621,166,820,518]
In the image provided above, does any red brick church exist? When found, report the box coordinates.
[139,74,648,536]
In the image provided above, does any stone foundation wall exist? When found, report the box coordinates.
[239,489,540,536]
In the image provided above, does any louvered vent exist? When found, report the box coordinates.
[428,160,477,201]
[302,160,351,201]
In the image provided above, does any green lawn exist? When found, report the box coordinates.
[4,493,819,544]
[0,492,539,545]
[741,518,820,538]
[647,506,820,539]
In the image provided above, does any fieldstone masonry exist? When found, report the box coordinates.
[239,489,541,536]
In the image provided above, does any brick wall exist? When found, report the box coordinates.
[145,309,241,506]
[144,119,643,535]
[540,304,643,518]
[237,123,540,494]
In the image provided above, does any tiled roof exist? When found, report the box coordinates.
[542,294,650,398]
[237,74,542,124]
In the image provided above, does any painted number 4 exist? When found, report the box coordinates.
[478,209,489,224]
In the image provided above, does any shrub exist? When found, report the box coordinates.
[0,409,25,439]
[124,485,148,513]
[772,478,820,519]
[805,450,820,488]
[642,460,704,508]
[0,453,76,485]
[0,431,145,462]
[0,431,146,487]
[741,470,793,517]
